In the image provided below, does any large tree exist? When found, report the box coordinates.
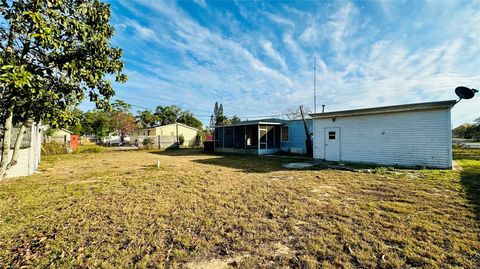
[177,111,202,130]
[210,101,229,126]
[284,106,312,120]
[136,110,157,128]
[66,108,84,134]
[209,102,219,130]
[0,0,126,179]
[110,100,135,143]
[229,115,241,125]
[155,105,181,125]
[82,110,111,139]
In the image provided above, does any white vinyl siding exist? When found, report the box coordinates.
[4,123,42,178]
[313,108,452,168]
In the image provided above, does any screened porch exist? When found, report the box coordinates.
[214,122,283,155]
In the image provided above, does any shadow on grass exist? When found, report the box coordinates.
[454,147,480,220]
[191,154,301,173]
[148,149,328,173]
[459,161,480,221]
[148,148,205,156]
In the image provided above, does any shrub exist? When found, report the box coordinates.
[178,134,185,146]
[74,145,104,154]
[42,141,69,155]
[142,137,154,149]
[373,166,395,174]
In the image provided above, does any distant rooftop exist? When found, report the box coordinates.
[215,118,313,128]
[215,118,285,128]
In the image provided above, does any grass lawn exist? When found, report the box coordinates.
[0,148,479,268]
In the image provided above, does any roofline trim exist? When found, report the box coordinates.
[134,123,199,131]
[309,100,456,119]
[214,122,284,128]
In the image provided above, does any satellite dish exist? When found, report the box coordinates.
[455,86,478,100]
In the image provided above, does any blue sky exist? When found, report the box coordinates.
[81,0,480,127]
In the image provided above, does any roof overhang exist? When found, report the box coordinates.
[309,100,457,119]
[215,122,284,128]
[134,123,199,131]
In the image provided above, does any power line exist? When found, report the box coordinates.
[127,102,290,120]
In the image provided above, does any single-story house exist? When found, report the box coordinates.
[310,100,456,169]
[44,128,80,149]
[1,122,42,178]
[47,128,72,144]
[131,123,200,149]
[214,118,313,155]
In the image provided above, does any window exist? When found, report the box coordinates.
[147,130,151,136]
[328,131,336,140]
[281,126,289,142]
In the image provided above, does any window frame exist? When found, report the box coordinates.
[281,126,289,142]
[328,131,336,140]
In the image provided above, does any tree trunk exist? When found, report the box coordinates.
[6,122,27,172]
[299,106,313,157]
[0,107,14,180]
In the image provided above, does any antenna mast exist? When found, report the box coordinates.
[313,57,316,113]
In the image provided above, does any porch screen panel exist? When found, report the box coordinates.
[214,128,220,147]
[224,127,234,148]
[246,125,258,148]
[234,126,245,148]
[275,126,281,147]
[267,126,275,148]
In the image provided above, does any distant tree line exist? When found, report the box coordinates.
[65,100,135,143]
[136,105,202,130]
[453,117,480,141]
[64,102,203,141]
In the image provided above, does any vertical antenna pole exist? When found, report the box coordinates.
[314,57,316,113]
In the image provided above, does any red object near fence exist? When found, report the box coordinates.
[70,135,79,150]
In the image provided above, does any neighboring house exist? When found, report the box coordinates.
[310,100,456,169]
[131,123,200,149]
[45,128,80,149]
[46,128,72,144]
[213,118,312,155]
[1,122,42,178]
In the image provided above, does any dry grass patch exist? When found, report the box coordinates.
[0,148,479,268]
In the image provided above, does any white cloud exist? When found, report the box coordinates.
[260,11,295,27]
[107,1,480,127]
[124,19,154,39]
[327,2,357,52]
[192,0,208,9]
[261,40,288,71]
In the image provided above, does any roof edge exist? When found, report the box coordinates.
[134,123,199,131]
[214,121,284,128]
[309,100,456,119]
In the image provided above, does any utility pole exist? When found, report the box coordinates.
[313,57,316,113]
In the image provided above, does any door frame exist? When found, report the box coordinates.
[258,125,268,154]
[324,127,341,161]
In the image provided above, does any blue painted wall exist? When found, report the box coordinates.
[280,119,313,154]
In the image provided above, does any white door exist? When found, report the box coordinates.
[324,127,340,161]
